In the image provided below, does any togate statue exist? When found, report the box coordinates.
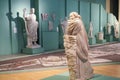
[64,12,93,80]
[88,21,93,38]
[23,8,40,48]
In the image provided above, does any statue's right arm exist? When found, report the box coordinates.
[23,8,27,19]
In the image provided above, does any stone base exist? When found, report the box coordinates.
[96,39,106,44]
[89,37,96,45]
[22,47,44,54]
[105,35,113,42]
[113,38,119,41]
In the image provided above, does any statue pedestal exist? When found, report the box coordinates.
[89,37,96,45]
[96,32,106,44]
[96,39,106,44]
[22,47,44,54]
[105,34,113,42]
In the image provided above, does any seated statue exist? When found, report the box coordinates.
[64,12,93,80]
[23,8,40,48]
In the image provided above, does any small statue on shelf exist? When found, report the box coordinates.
[88,21,93,38]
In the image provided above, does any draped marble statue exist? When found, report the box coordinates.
[88,21,93,38]
[107,22,111,34]
[114,21,119,38]
[23,8,40,48]
[64,12,93,80]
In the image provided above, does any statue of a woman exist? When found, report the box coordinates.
[64,12,93,80]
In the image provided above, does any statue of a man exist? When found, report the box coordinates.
[64,12,93,80]
[23,8,40,48]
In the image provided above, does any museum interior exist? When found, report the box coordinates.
[0,0,120,80]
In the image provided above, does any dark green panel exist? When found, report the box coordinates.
[11,0,30,53]
[0,0,11,55]
[66,0,78,16]
[42,32,59,51]
[100,5,107,32]
[91,3,100,36]
[80,1,90,33]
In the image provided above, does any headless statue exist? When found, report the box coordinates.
[64,12,93,80]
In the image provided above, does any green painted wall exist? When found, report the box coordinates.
[0,0,11,55]
[80,1,90,33]
[0,0,30,55]
[100,5,107,32]
[81,0,106,9]
[66,0,78,16]
[39,0,65,50]
[91,3,100,36]
[11,0,30,54]
[1,0,119,55]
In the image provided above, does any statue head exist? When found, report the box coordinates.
[69,12,81,20]
[30,8,35,14]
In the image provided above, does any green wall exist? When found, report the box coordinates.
[100,5,107,32]
[0,0,30,55]
[11,0,30,54]
[91,3,100,36]
[39,0,65,50]
[66,0,78,16]
[80,1,90,33]
[1,0,119,55]
[0,0,11,55]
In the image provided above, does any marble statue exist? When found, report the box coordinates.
[48,20,53,31]
[98,32,104,40]
[114,21,119,38]
[23,8,40,48]
[64,12,93,80]
[107,22,111,34]
[88,21,93,38]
